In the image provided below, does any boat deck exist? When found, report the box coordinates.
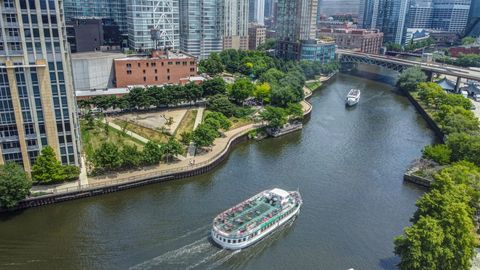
[215,195,284,236]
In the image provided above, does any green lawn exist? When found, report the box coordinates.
[306,81,322,91]
[112,118,171,143]
[174,109,198,139]
[81,120,144,158]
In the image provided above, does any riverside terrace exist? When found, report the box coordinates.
[213,190,298,237]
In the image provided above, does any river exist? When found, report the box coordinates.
[0,70,436,270]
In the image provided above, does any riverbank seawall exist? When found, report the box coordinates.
[404,90,445,142]
[2,90,318,212]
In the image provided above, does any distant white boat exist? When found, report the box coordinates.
[346,89,361,106]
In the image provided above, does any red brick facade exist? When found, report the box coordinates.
[320,28,383,54]
[449,46,480,58]
[114,50,197,88]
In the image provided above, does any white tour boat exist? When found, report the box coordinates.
[346,89,361,106]
[211,188,302,250]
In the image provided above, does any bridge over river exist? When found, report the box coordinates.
[337,49,480,91]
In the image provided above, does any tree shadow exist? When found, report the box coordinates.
[0,208,26,221]
[379,256,399,270]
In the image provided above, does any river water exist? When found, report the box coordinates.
[0,70,436,270]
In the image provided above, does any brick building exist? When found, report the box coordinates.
[320,28,383,54]
[248,24,266,50]
[114,50,197,88]
[449,46,480,58]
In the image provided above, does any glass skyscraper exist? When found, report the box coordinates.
[64,0,127,33]
[127,0,180,50]
[431,0,471,33]
[0,0,81,171]
[466,0,480,37]
[179,0,223,59]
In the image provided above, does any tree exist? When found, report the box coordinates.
[445,133,480,166]
[270,86,297,107]
[31,146,66,184]
[287,103,304,120]
[462,36,476,45]
[259,68,285,86]
[142,142,163,165]
[63,165,80,182]
[229,78,255,105]
[422,144,451,165]
[198,53,224,75]
[394,216,445,270]
[0,162,31,209]
[204,112,231,130]
[254,82,271,104]
[397,67,427,92]
[193,124,218,148]
[161,138,183,162]
[260,106,288,129]
[179,132,193,146]
[120,144,143,168]
[202,77,226,96]
[207,94,237,117]
[92,142,123,171]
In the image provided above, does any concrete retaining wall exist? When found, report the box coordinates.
[404,90,445,142]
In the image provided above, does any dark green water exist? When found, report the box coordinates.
[0,71,435,270]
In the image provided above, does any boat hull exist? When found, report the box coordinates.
[346,98,359,106]
[211,203,301,250]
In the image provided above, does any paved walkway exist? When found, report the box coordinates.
[472,99,480,120]
[104,119,150,144]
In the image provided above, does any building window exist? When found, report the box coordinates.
[137,63,140,68]
[146,63,149,67]
[168,61,172,65]
[143,70,146,74]
[127,70,132,75]
[190,68,195,72]
[155,76,158,81]
[167,69,170,73]
[175,61,180,65]
[167,76,170,81]
[126,63,131,68]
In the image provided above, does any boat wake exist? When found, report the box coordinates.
[129,232,240,270]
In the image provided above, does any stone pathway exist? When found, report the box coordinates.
[187,106,205,158]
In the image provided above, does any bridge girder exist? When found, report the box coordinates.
[339,54,408,72]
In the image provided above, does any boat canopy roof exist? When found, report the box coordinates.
[270,188,289,199]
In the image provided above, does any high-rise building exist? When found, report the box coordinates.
[431,0,470,34]
[277,0,319,60]
[0,0,81,170]
[466,0,480,37]
[64,0,127,33]
[407,0,433,29]
[249,0,265,25]
[317,0,360,17]
[179,0,223,59]
[359,0,409,44]
[358,0,380,29]
[222,0,249,50]
[127,0,180,50]
[265,0,276,18]
[248,23,267,50]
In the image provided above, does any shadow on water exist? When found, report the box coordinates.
[379,256,400,270]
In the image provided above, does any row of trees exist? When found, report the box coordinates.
[394,162,479,270]
[394,68,480,270]
[386,37,435,53]
[78,78,227,113]
[436,53,480,68]
[90,138,183,173]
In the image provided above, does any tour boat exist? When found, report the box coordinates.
[346,89,361,106]
[211,188,302,250]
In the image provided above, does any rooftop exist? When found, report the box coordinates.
[116,50,195,61]
[71,51,126,60]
